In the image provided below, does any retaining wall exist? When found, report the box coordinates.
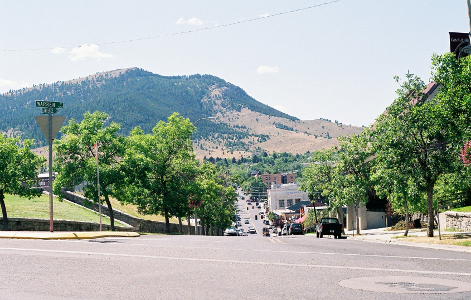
[0,217,134,232]
[62,191,196,234]
[445,211,471,232]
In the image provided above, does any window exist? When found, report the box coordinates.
[279,200,285,208]
[295,199,301,204]
[287,199,293,207]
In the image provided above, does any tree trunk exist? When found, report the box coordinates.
[164,209,170,234]
[104,194,115,231]
[178,217,183,234]
[403,193,409,237]
[426,181,435,237]
[0,190,8,231]
[187,212,191,235]
[355,203,360,235]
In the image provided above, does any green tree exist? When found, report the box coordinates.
[373,68,466,237]
[334,132,373,235]
[0,137,44,230]
[53,111,126,231]
[194,162,237,235]
[122,113,198,234]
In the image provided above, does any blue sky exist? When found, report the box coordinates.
[1,0,469,126]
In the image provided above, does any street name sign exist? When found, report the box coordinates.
[35,101,63,108]
[42,107,58,114]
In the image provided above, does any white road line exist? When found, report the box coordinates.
[1,246,471,277]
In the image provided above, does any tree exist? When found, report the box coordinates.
[301,149,337,223]
[122,113,198,234]
[334,132,374,235]
[53,111,126,231]
[194,162,237,235]
[0,137,44,230]
[373,66,466,237]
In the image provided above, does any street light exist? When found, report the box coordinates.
[192,116,214,235]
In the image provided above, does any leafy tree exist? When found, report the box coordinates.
[194,162,237,235]
[122,113,198,234]
[334,132,373,235]
[373,66,466,237]
[0,137,44,230]
[53,111,126,231]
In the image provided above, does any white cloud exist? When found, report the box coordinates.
[68,44,115,61]
[257,66,279,74]
[0,78,30,93]
[51,47,65,54]
[176,17,205,26]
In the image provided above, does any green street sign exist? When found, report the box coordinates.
[36,101,63,108]
[42,107,58,114]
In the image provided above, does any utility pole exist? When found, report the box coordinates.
[468,0,471,32]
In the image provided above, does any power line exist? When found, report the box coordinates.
[2,0,342,52]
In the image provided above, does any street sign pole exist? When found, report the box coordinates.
[35,100,64,232]
[48,112,53,232]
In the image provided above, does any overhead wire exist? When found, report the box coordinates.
[2,0,342,52]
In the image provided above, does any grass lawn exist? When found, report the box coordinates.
[448,206,471,213]
[3,194,126,226]
[70,192,179,224]
[392,233,471,247]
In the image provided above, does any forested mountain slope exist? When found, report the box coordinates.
[0,68,363,158]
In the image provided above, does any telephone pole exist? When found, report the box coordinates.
[468,0,471,32]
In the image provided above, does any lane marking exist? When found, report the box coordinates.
[1,246,471,277]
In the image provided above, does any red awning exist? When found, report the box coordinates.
[295,214,307,223]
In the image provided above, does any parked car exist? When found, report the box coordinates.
[224,227,238,236]
[245,219,249,224]
[289,223,304,235]
[281,225,287,235]
[262,227,270,236]
[316,218,343,239]
[237,229,247,236]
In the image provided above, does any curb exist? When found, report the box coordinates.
[0,231,140,240]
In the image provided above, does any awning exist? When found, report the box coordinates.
[295,214,307,223]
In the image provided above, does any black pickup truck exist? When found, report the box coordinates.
[316,218,343,239]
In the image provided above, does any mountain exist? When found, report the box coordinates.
[0,68,363,158]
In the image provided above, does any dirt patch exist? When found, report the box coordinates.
[393,234,471,247]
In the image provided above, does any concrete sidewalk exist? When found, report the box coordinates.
[0,231,140,240]
[345,227,471,252]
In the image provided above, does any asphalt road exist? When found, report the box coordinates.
[1,232,471,299]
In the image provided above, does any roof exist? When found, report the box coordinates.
[287,200,311,212]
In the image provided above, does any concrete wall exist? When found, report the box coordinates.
[445,211,471,232]
[62,191,197,234]
[366,211,386,229]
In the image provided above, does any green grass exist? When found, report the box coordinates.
[449,206,471,213]
[3,194,126,226]
[455,241,471,246]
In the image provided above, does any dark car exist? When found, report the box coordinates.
[289,223,304,235]
[316,218,343,239]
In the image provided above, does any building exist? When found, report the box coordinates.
[267,183,308,215]
[260,173,296,188]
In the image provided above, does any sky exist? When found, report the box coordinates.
[1,0,469,127]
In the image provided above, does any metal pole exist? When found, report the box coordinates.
[467,0,471,32]
[48,112,53,232]
[95,142,102,231]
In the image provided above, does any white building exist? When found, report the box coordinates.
[267,183,309,214]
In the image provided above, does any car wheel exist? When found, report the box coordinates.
[334,234,337,239]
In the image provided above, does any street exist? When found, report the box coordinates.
[1,232,471,299]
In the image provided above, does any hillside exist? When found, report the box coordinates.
[1,68,363,158]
